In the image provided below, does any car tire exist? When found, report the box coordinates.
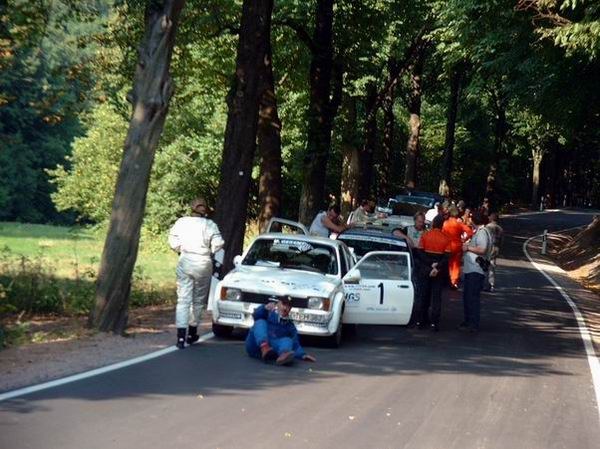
[326,320,343,348]
[212,322,233,338]
[342,323,357,337]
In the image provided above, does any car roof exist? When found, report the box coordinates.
[337,226,410,244]
[258,232,345,249]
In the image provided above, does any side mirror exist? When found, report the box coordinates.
[344,269,361,284]
[233,255,243,266]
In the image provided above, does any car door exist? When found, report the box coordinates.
[264,217,308,235]
[342,251,413,325]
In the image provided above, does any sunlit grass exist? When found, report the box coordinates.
[0,221,177,286]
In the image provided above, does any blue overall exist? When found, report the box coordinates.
[245,305,306,360]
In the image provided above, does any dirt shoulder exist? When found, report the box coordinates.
[533,218,600,354]
[548,215,600,295]
[0,306,211,393]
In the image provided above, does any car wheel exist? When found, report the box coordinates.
[326,320,343,348]
[342,323,357,337]
[212,322,233,338]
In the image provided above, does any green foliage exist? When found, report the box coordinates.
[0,0,111,223]
[49,103,127,223]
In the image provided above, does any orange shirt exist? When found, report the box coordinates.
[442,217,473,252]
[420,229,452,254]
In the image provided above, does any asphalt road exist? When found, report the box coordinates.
[1,209,599,449]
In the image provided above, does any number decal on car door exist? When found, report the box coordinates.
[378,282,384,304]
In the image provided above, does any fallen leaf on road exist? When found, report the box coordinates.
[348,416,355,421]
[386,413,391,417]
[196,394,204,400]
[284,432,292,438]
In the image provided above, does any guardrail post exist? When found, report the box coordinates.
[541,229,548,255]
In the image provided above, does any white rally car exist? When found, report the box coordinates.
[210,218,415,346]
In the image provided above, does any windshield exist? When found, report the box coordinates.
[242,238,339,275]
[338,235,408,258]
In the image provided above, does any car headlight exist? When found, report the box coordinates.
[308,297,330,311]
[221,287,242,301]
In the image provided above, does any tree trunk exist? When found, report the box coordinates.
[485,90,507,211]
[531,147,543,208]
[438,66,463,197]
[380,60,396,201]
[358,83,378,201]
[257,36,282,233]
[340,95,359,218]
[213,0,274,273]
[298,0,336,225]
[89,0,185,334]
[403,48,424,189]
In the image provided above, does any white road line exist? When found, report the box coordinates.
[523,235,600,422]
[0,332,215,403]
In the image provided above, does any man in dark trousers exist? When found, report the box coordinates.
[415,215,451,331]
[246,297,317,366]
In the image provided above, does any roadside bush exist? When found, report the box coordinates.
[0,246,173,320]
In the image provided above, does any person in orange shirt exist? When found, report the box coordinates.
[415,215,452,331]
[442,205,473,289]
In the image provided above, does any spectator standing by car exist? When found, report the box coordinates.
[393,212,426,248]
[425,202,442,223]
[246,297,317,365]
[442,206,474,289]
[349,199,376,224]
[457,200,466,218]
[459,211,492,333]
[309,204,351,237]
[484,212,503,292]
[478,197,491,224]
[415,215,452,331]
[168,197,224,349]
[461,207,473,227]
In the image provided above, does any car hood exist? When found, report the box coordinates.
[223,266,340,298]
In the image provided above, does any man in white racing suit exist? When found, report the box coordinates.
[168,197,224,349]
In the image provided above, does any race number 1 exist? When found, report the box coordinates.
[378,282,384,305]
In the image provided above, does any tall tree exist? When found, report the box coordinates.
[358,82,378,201]
[257,35,282,232]
[298,0,341,225]
[213,0,274,272]
[339,94,360,217]
[438,64,464,197]
[403,44,425,189]
[379,57,400,200]
[90,0,186,333]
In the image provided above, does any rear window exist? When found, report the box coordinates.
[338,235,408,258]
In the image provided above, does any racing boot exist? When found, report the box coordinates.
[260,342,276,361]
[186,325,200,345]
[176,328,187,349]
[276,351,295,366]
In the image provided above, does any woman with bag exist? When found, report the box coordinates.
[459,211,492,333]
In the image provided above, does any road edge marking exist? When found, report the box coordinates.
[523,235,600,422]
[0,332,215,403]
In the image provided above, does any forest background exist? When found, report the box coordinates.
[2,0,598,234]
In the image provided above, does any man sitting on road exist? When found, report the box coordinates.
[246,297,317,366]
[309,204,351,237]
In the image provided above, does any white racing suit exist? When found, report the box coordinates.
[168,216,224,328]
[175,254,213,328]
